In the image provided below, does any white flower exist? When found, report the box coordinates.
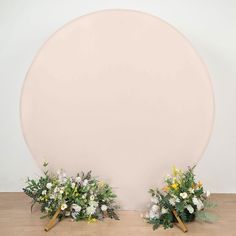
[86,206,96,215]
[192,197,199,205]
[61,203,68,211]
[196,199,204,211]
[75,176,81,183]
[71,182,76,188]
[101,205,108,211]
[83,179,88,186]
[161,207,168,214]
[90,195,95,201]
[89,200,98,207]
[151,196,159,204]
[151,204,160,213]
[193,197,204,210]
[54,187,59,193]
[50,194,55,199]
[180,192,188,199]
[188,188,194,194]
[175,197,180,203]
[149,210,160,219]
[169,198,176,206]
[71,212,78,219]
[46,183,52,189]
[65,211,70,216]
[60,189,64,194]
[42,190,47,195]
[71,204,81,212]
[82,194,87,199]
[76,176,81,182]
[45,207,49,212]
[186,205,194,214]
[206,190,211,198]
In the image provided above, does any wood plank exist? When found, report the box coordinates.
[0,193,235,236]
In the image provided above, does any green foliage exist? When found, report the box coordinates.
[146,166,217,230]
[23,163,119,222]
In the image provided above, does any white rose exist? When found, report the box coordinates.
[83,179,88,186]
[71,204,81,212]
[61,203,68,210]
[90,195,95,201]
[186,205,194,214]
[42,190,47,195]
[151,204,160,213]
[151,196,159,204]
[161,207,168,214]
[86,206,96,215]
[169,198,176,206]
[46,183,52,189]
[101,205,108,211]
[180,192,188,199]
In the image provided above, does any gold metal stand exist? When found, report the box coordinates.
[44,207,61,232]
[172,210,188,233]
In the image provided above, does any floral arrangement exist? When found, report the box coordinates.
[23,162,119,230]
[145,166,216,230]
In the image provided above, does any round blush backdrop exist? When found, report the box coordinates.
[21,10,214,210]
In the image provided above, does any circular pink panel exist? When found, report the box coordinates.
[21,10,214,210]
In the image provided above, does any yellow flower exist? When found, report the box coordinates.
[163,186,170,192]
[88,217,97,223]
[197,181,202,188]
[171,183,178,190]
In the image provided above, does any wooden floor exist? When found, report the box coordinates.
[0,193,235,236]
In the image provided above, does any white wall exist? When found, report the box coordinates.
[0,0,236,193]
